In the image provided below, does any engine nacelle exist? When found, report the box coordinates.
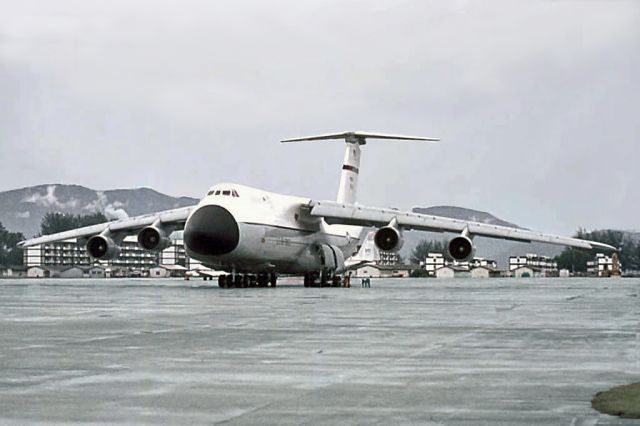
[86,235,121,260]
[446,235,475,262]
[137,225,171,252]
[317,244,346,273]
[374,225,404,252]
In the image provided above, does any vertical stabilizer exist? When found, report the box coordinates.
[337,134,362,204]
[281,131,438,204]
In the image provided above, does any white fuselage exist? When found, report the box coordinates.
[183,183,363,274]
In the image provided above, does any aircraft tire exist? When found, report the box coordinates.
[332,276,341,287]
[257,273,268,287]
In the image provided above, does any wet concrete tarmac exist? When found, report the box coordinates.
[0,277,638,425]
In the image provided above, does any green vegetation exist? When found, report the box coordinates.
[592,383,640,418]
[409,239,447,277]
[0,222,25,267]
[555,229,640,272]
[40,212,108,236]
[410,268,430,278]
[409,239,447,264]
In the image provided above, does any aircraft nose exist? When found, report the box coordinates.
[184,205,240,256]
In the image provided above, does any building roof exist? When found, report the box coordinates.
[155,264,187,271]
[513,265,549,272]
[472,265,501,272]
[358,264,414,271]
[61,265,89,272]
[436,265,468,272]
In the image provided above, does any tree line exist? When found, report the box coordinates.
[0,223,24,267]
[555,229,640,272]
[39,212,108,236]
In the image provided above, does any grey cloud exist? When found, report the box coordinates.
[83,192,129,221]
[22,185,80,210]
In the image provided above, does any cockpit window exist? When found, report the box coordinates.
[209,189,239,197]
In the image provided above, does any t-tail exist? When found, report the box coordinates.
[281,131,439,204]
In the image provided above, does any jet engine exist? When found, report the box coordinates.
[446,235,475,262]
[374,219,404,252]
[317,244,346,273]
[86,234,121,260]
[137,223,172,252]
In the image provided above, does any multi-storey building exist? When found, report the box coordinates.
[23,236,198,277]
[509,254,557,271]
[378,251,400,266]
[423,253,498,277]
[587,253,621,277]
[424,253,446,276]
[509,254,558,277]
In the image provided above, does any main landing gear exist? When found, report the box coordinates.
[217,273,277,289]
[303,272,343,288]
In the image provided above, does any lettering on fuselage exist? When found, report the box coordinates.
[274,237,292,246]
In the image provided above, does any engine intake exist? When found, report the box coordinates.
[138,225,171,251]
[374,224,404,252]
[86,235,121,260]
[447,235,475,262]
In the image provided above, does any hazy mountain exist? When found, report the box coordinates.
[412,206,520,228]
[401,205,563,268]
[0,184,198,238]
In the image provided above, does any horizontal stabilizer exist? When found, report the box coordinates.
[281,131,439,144]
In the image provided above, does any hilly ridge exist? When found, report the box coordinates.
[400,205,563,267]
[0,184,198,238]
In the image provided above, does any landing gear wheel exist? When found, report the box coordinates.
[303,273,310,287]
[269,273,277,287]
[320,272,328,287]
[249,275,257,287]
[332,276,341,287]
[218,275,228,288]
[260,273,270,287]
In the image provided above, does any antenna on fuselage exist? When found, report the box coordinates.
[281,131,439,205]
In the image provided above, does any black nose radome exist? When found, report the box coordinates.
[184,205,239,256]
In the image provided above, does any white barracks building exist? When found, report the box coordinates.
[23,236,193,277]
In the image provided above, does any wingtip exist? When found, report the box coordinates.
[589,242,618,252]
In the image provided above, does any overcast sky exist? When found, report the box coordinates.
[0,0,638,234]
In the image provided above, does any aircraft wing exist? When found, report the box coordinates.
[307,200,616,251]
[17,206,195,248]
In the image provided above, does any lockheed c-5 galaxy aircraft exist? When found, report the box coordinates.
[19,131,614,287]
